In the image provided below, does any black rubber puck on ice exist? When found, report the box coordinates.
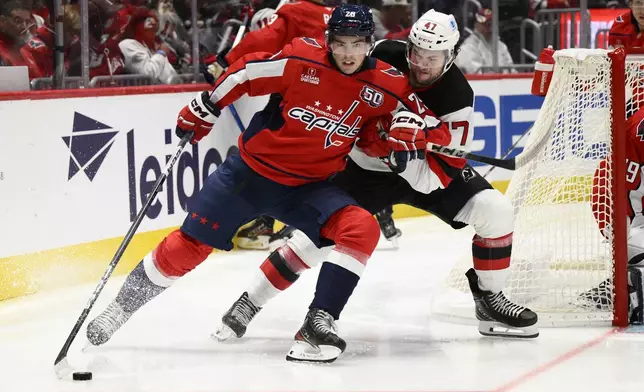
[72,372,93,381]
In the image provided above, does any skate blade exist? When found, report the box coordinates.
[478,321,539,339]
[54,357,74,379]
[211,323,237,342]
[237,236,270,250]
[285,341,342,363]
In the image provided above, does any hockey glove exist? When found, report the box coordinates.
[202,49,229,85]
[176,91,220,144]
[387,111,428,173]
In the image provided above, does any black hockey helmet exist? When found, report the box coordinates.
[326,4,375,39]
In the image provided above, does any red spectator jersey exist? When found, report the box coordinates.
[225,0,332,65]
[385,27,411,40]
[210,37,451,186]
[0,32,43,78]
[20,27,56,78]
[609,10,644,49]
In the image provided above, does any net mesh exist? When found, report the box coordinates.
[432,49,629,326]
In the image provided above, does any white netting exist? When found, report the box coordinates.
[432,49,630,327]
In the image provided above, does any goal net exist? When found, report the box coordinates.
[432,49,630,327]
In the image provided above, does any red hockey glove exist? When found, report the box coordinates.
[176,91,220,143]
[387,111,428,173]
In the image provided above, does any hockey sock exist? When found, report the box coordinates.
[115,261,167,314]
[309,262,360,320]
[311,205,380,319]
[252,246,309,306]
[472,233,512,293]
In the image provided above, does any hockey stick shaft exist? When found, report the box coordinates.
[227,9,251,132]
[483,127,532,178]
[53,132,193,370]
[428,143,517,170]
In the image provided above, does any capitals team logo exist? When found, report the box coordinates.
[360,86,384,108]
[300,67,320,85]
[288,100,362,148]
[62,112,119,181]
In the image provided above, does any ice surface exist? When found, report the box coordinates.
[1,216,643,392]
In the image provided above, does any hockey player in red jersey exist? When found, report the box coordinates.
[203,0,335,250]
[205,0,333,82]
[214,10,539,345]
[609,1,644,49]
[207,0,403,249]
[584,106,644,320]
[86,4,452,363]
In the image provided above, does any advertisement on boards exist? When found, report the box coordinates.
[0,80,542,259]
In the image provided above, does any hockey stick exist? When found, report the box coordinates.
[225,2,254,132]
[428,143,518,170]
[428,118,552,171]
[483,126,532,178]
[53,131,194,379]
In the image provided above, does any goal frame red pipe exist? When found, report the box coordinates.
[610,47,628,327]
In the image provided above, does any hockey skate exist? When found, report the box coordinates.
[212,292,262,341]
[236,216,275,250]
[286,308,346,363]
[577,278,612,311]
[86,301,133,346]
[267,225,296,252]
[376,207,401,248]
[465,268,539,338]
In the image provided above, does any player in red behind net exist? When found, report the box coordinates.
[584,108,644,323]
[213,10,540,343]
[86,4,456,363]
[533,45,644,322]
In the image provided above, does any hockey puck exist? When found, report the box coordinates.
[72,372,92,381]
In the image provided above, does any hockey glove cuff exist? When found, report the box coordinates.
[387,111,428,173]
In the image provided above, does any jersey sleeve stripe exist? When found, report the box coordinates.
[209,58,289,105]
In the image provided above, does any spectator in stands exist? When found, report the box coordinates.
[0,1,45,78]
[156,0,192,73]
[609,0,644,48]
[530,0,576,18]
[380,0,412,39]
[19,5,57,78]
[455,6,515,74]
[361,0,388,40]
[119,11,179,84]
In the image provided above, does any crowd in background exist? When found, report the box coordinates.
[0,0,634,88]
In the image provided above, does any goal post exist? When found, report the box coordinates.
[609,48,627,327]
[432,48,632,327]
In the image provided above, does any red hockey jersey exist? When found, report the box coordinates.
[609,10,644,49]
[225,0,332,65]
[209,37,451,186]
[592,107,644,233]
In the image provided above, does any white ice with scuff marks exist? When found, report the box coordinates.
[2,216,644,392]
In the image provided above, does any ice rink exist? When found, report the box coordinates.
[2,216,644,392]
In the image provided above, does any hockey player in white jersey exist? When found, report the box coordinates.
[214,10,539,342]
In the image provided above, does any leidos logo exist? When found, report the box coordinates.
[62,111,239,223]
[62,112,119,181]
